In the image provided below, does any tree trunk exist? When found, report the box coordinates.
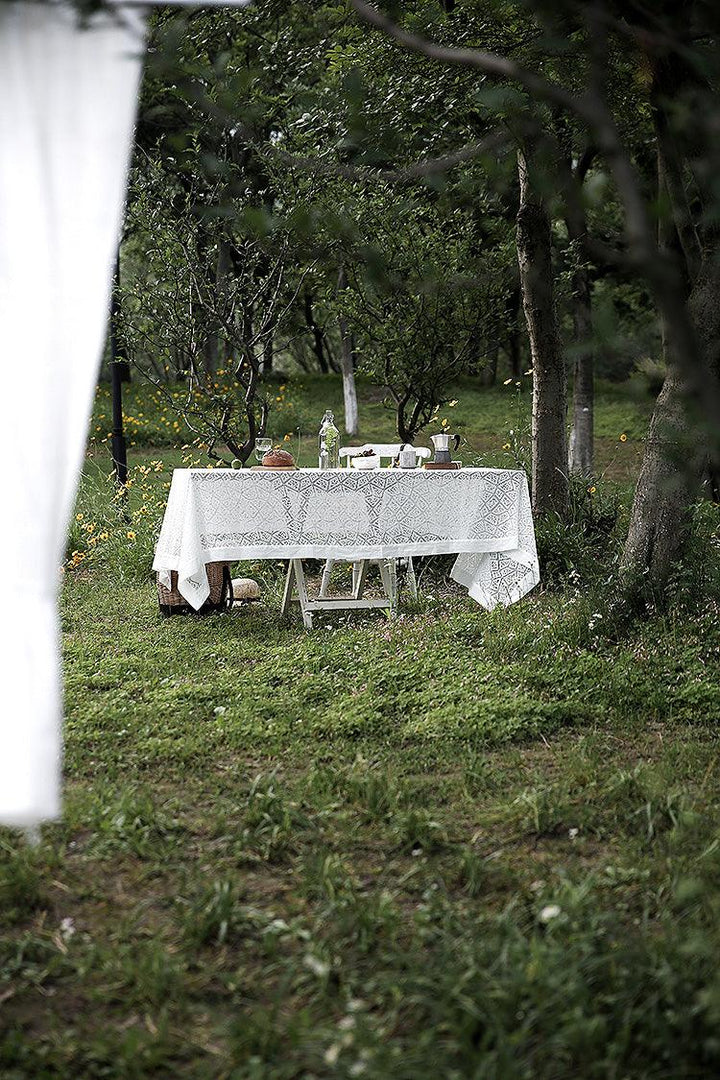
[566,203,594,476]
[621,254,720,598]
[620,49,720,602]
[262,330,273,374]
[516,149,569,517]
[506,284,522,380]
[480,338,498,387]
[337,268,359,437]
[304,291,330,373]
[203,236,232,378]
[567,261,594,476]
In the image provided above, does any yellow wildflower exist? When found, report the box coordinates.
[588,486,596,494]
[127,530,136,541]
[620,433,628,442]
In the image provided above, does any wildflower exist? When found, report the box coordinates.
[620,433,627,442]
[126,530,136,541]
[59,917,76,941]
[503,442,511,450]
[539,904,561,923]
[304,954,330,978]
[588,485,596,494]
[75,513,84,522]
[441,418,448,427]
[503,377,513,385]
[324,1045,341,1066]
[284,433,292,442]
[448,399,458,407]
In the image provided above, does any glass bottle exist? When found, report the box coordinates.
[318,409,340,469]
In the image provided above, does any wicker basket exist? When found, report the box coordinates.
[157,561,233,616]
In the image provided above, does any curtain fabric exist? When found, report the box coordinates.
[0,3,146,826]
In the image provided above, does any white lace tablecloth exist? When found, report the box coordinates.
[153,467,540,611]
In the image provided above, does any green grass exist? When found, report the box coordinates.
[3,375,720,1078]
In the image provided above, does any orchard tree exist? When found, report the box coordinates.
[349,0,720,600]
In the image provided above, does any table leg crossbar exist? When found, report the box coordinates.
[282,559,398,629]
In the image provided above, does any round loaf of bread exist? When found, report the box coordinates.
[262,448,295,468]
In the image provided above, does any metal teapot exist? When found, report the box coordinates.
[430,432,460,464]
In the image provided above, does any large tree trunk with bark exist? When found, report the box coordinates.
[516,149,569,517]
[620,52,720,600]
[621,254,720,597]
[337,268,359,437]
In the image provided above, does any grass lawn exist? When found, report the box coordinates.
[3,374,720,1078]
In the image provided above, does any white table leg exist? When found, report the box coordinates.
[292,559,313,629]
[406,556,418,599]
[280,560,295,617]
[353,560,369,600]
[319,559,334,598]
[379,559,398,611]
[389,559,398,608]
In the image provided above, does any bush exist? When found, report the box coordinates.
[535,478,623,589]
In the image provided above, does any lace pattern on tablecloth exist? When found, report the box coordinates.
[153,468,540,611]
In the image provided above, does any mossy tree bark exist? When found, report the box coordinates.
[516,148,569,518]
[621,254,720,598]
[621,52,720,602]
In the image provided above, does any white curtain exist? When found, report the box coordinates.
[0,3,147,827]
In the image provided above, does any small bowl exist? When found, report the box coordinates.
[352,454,380,470]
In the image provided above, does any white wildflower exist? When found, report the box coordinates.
[304,954,330,978]
[59,917,76,941]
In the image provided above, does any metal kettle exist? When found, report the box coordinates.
[430,432,460,464]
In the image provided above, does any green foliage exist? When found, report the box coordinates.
[3,541,720,1076]
[535,477,623,588]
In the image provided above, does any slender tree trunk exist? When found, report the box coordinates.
[262,330,273,374]
[337,267,359,437]
[566,220,594,476]
[504,283,522,380]
[203,236,233,377]
[480,338,498,387]
[516,148,569,517]
[304,291,330,373]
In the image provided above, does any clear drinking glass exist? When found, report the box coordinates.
[254,437,273,464]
